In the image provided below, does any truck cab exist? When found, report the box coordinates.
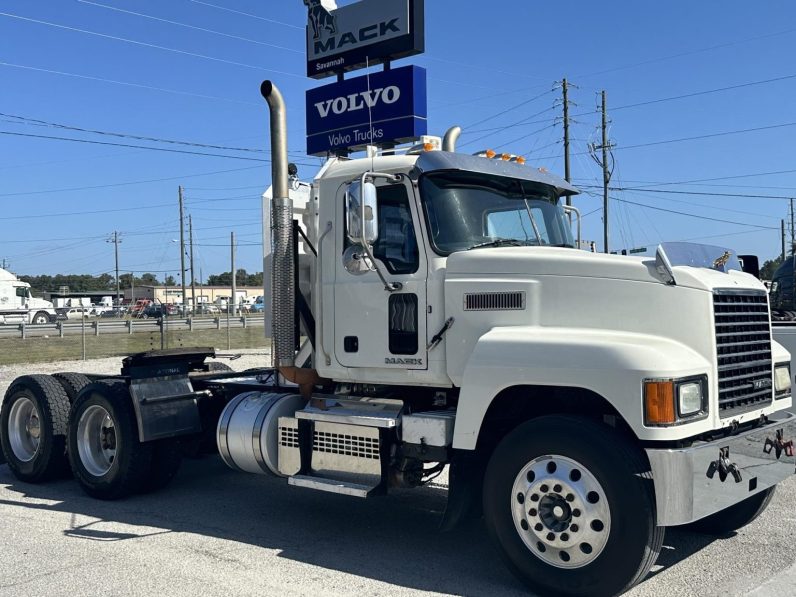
[0,268,56,325]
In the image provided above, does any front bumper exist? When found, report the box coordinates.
[646,411,796,526]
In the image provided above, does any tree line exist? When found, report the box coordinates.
[19,270,263,295]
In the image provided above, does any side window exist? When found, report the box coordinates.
[372,184,419,275]
[15,287,28,298]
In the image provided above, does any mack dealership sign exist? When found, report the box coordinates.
[305,0,424,79]
[305,65,427,155]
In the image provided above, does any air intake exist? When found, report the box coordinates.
[464,291,526,311]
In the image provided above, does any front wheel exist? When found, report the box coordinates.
[483,416,663,597]
[31,311,51,325]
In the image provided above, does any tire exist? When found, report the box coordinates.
[52,372,92,404]
[31,311,51,325]
[68,380,153,500]
[687,487,775,535]
[145,439,183,491]
[483,416,664,597]
[0,375,71,482]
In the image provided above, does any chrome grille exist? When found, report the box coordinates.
[714,290,773,417]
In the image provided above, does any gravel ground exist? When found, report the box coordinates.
[1,353,796,596]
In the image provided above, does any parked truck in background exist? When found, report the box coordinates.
[0,267,57,324]
[2,82,795,596]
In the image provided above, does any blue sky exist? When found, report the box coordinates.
[2,0,796,280]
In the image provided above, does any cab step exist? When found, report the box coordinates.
[287,474,375,498]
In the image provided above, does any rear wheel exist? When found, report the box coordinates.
[52,372,92,404]
[68,381,152,500]
[687,487,775,535]
[1,375,71,482]
[483,416,663,597]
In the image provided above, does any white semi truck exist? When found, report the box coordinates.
[1,81,795,596]
[0,267,57,324]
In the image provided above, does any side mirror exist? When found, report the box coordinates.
[346,180,378,244]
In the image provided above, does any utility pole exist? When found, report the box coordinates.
[790,199,794,257]
[562,79,571,188]
[782,219,787,262]
[107,231,122,306]
[189,215,196,315]
[231,231,237,317]
[601,91,610,254]
[179,186,187,316]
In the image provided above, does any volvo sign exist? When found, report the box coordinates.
[305,0,424,79]
[305,65,427,155]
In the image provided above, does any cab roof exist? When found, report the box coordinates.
[415,151,579,197]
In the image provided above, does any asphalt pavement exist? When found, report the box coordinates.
[1,454,795,597]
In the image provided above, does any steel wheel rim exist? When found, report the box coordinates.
[511,455,611,569]
[77,404,117,477]
[7,396,41,462]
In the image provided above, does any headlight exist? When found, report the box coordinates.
[644,376,708,426]
[678,382,703,416]
[775,364,791,397]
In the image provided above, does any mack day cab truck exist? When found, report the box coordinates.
[0,267,57,325]
[2,81,796,597]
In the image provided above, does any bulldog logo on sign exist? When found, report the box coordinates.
[304,0,337,40]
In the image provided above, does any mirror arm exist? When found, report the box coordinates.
[359,172,402,292]
[563,204,581,247]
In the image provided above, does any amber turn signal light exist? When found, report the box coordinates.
[644,381,676,426]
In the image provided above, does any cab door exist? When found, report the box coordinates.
[333,179,428,370]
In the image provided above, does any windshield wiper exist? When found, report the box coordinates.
[468,238,526,250]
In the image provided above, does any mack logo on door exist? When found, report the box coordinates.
[305,65,427,156]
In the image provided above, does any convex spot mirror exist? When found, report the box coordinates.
[346,180,378,245]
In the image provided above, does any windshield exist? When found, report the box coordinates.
[419,171,574,255]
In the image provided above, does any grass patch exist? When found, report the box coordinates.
[0,327,269,366]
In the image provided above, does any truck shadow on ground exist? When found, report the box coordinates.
[0,457,716,596]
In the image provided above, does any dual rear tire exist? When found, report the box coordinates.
[1,375,182,499]
[68,381,182,499]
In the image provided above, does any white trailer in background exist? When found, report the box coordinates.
[0,267,57,325]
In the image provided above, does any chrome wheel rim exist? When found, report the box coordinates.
[77,404,117,477]
[8,396,41,462]
[511,455,611,569]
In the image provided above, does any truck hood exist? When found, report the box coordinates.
[445,247,766,293]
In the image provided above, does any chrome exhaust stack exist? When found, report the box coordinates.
[261,80,295,369]
[442,125,461,152]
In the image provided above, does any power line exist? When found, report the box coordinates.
[586,185,793,201]
[463,88,556,130]
[575,26,796,79]
[3,113,271,155]
[78,0,303,54]
[0,60,260,107]
[617,121,796,151]
[0,164,264,197]
[0,11,304,78]
[611,196,779,229]
[188,0,304,30]
[0,130,270,162]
